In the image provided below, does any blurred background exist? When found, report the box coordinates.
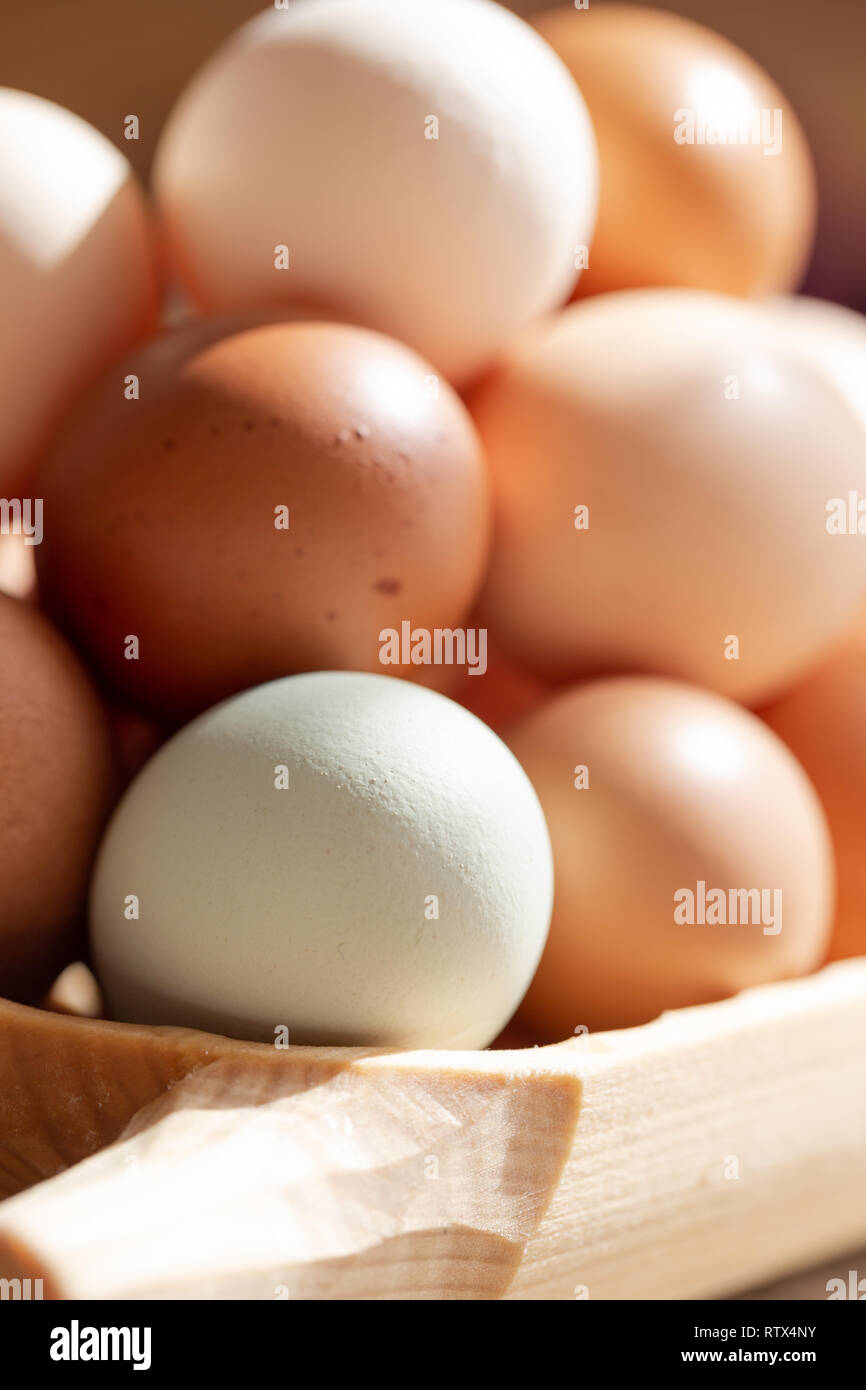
[1,0,863,311]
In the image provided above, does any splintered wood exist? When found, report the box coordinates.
[0,959,864,1299]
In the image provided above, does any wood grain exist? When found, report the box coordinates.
[0,959,864,1298]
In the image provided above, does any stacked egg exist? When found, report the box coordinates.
[1,0,864,1048]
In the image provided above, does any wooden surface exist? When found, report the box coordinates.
[742,1247,866,1301]
[0,959,864,1298]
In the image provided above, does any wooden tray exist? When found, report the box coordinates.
[1,958,865,1299]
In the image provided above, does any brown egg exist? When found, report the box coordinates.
[534,4,816,298]
[761,641,866,963]
[0,594,116,1002]
[36,319,489,723]
[471,290,866,706]
[508,676,834,1039]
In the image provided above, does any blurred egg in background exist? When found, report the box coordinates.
[151,0,598,385]
[470,289,866,706]
[533,4,816,298]
[3,0,861,307]
[0,89,158,494]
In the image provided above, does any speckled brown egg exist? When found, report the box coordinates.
[36,319,490,723]
[0,593,116,1002]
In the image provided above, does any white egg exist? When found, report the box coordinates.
[90,672,553,1048]
[152,0,597,384]
[0,90,158,492]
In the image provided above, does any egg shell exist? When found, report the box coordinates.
[534,4,815,299]
[90,671,554,1049]
[0,532,38,604]
[36,318,489,724]
[0,89,158,494]
[41,961,104,1020]
[507,676,834,1039]
[0,594,116,1002]
[152,0,597,384]
[471,289,866,705]
[767,296,866,433]
[761,640,866,963]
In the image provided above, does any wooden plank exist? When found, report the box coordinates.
[0,959,864,1298]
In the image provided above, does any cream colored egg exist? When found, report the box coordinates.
[0,90,158,492]
[472,289,866,705]
[768,296,866,434]
[90,672,554,1048]
[152,0,597,384]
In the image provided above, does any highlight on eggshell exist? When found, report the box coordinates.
[35,316,490,723]
[507,675,834,1041]
[470,288,866,707]
[534,3,817,299]
[766,296,866,434]
[152,0,598,385]
[41,961,104,1021]
[90,671,554,1049]
[0,529,38,603]
[0,88,159,495]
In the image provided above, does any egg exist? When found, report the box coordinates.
[471,290,866,706]
[36,318,489,724]
[506,676,833,1039]
[0,532,37,603]
[534,4,815,299]
[762,642,866,963]
[0,594,116,1002]
[767,296,866,433]
[0,89,158,494]
[90,671,554,1048]
[536,0,866,308]
[42,961,103,1020]
[152,0,597,384]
